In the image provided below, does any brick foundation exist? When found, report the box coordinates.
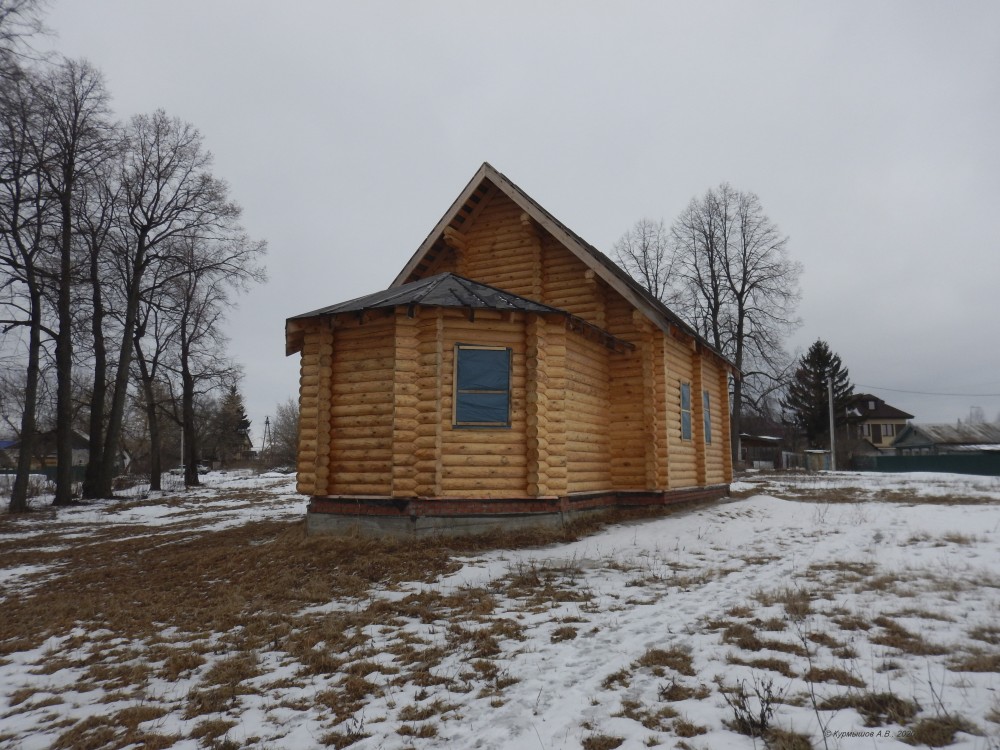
[306,485,730,538]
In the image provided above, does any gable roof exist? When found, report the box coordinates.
[392,162,735,372]
[846,393,914,420]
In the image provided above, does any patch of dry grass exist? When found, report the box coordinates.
[635,646,695,676]
[871,616,947,656]
[803,665,865,687]
[818,691,919,727]
[582,734,625,750]
[726,654,797,678]
[904,714,980,746]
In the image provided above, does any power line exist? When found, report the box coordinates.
[855,384,1000,398]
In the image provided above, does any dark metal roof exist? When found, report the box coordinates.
[289,272,565,319]
[846,393,915,420]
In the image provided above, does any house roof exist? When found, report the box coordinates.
[894,422,1000,448]
[287,272,635,355]
[391,162,736,373]
[846,393,914,420]
[289,272,564,319]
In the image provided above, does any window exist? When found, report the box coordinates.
[883,423,895,438]
[703,390,712,444]
[680,383,692,440]
[454,345,511,427]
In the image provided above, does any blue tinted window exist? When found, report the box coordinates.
[680,383,692,440]
[455,346,511,426]
[703,390,712,444]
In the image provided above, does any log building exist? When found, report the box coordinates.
[286,164,736,537]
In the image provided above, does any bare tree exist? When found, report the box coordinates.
[612,218,675,302]
[34,58,112,505]
[169,233,265,486]
[669,184,801,464]
[0,0,47,82]
[270,397,299,467]
[89,110,244,499]
[0,69,53,512]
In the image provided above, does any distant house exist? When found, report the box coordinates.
[892,423,1000,455]
[3,430,90,469]
[846,394,914,453]
[0,438,16,469]
[286,163,737,537]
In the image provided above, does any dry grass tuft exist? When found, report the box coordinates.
[616,698,679,731]
[803,666,865,687]
[398,699,457,721]
[818,691,919,727]
[551,626,578,643]
[763,727,813,749]
[727,655,797,678]
[672,717,708,737]
[834,613,871,631]
[904,714,980,746]
[948,649,1000,673]
[635,646,694,676]
[871,616,947,656]
[968,625,1000,645]
[189,718,237,741]
[602,668,631,690]
[397,723,438,738]
[657,678,710,702]
[582,734,625,750]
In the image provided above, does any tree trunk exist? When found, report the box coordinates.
[53,177,75,506]
[181,353,200,487]
[82,244,107,499]
[95,241,146,497]
[730,375,743,470]
[133,336,162,491]
[9,288,42,513]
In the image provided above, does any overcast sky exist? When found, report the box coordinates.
[41,0,1000,439]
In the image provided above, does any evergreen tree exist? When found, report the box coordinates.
[212,385,251,465]
[782,340,853,447]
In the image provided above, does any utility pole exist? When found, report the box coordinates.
[828,376,836,471]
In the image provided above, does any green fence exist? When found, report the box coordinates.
[873,454,1000,477]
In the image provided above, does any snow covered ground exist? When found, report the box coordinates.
[1,471,998,749]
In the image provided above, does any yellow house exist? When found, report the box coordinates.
[286,164,737,536]
[847,393,914,452]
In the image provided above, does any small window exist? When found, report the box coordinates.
[883,423,895,438]
[454,345,511,427]
[680,383,692,441]
[703,390,712,444]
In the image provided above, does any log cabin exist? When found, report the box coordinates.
[286,163,737,537]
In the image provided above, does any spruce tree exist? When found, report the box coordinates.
[783,340,853,447]
[214,385,252,465]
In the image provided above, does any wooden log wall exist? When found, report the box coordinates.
[718,364,734,482]
[564,331,613,493]
[461,192,544,300]
[664,334,697,489]
[328,312,395,496]
[605,299,645,491]
[414,310,444,496]
[439,309,529,498]
[703,357,730,485]
[525,314,569,496]
[296,319,332,496]
[692,349,707,487]
[392,310,420,497]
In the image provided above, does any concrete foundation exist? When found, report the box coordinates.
[305,485,730,539]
